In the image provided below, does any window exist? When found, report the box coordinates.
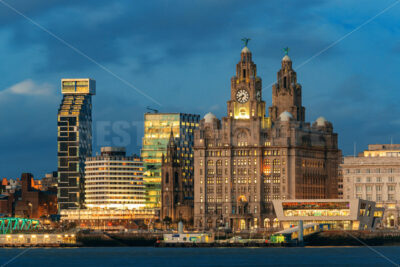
[356,177,361,183]
[388,185,395,192]
[389,177,394,182]
[366,194,372,201]
[366,186,372,192]
[388,194,395,201]
[366,177,371,182]
[376,177,381,182]
[376,194,382,201]
[376,185,382,192]
[356,186,362,193]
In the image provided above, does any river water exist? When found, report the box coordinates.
[1,247,400,266]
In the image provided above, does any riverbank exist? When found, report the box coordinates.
[3,230,400,247]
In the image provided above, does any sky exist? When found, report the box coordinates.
[0,0,400,179]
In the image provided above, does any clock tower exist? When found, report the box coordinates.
[227,42,265,119]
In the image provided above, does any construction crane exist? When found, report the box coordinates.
[146,106,159,113]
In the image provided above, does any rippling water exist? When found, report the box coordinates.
[1,247,400,266]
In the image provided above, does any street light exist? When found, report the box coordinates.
[27,202,33,219]
[75,192,81,231]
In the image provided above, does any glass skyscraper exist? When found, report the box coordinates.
[141,113,199,209]
[57,78,95,210]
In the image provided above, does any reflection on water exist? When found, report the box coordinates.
[1,247,400,267]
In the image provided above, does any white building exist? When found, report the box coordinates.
[341,144,400,228]
[272,199,384,230]
[84,147,146,210]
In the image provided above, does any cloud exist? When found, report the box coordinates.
[0,79,54,97]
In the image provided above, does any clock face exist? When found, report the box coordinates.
[236,89,249,103]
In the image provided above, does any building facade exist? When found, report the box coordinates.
[273,199,384,230]
[342,144,400,228]
[57,78,95,210]
[161,132,194,224]
[84,147,146,210]
[0,173,57,219]
[193,45,340,230]
[141,113,200,210]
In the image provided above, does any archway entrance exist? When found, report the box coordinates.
[239,219,246,230]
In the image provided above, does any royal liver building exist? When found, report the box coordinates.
[193,43,340,230]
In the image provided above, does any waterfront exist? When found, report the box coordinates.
[1,247,400,266]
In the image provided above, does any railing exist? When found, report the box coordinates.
[0,218,41,234]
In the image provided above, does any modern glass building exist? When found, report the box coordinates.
[84,147,146,210]
[141,113,200,209]
[57,78,95,210]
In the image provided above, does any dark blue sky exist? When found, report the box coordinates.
[1,0,400,179]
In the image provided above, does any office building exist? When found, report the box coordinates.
[57,78,95,210]
[342,144,400,228]
[141,113,200,210]
[84,147,146,210]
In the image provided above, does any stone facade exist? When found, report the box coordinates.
[161,132,194,224]
[193,46,340,231]
[342,144,400,228]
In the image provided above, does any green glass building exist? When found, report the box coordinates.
[141,113,199,210]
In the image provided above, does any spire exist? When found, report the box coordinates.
[168,127,175,148]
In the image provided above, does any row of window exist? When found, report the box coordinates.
[352,177,397,183]
[355,194,396,201]
[356,185,396,192]
[345,168,397,174]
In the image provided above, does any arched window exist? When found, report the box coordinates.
[174,172,179,184]
[264,218,270,228]
[273,218,280,228]
[165,172,169,184]
[283,77,287,88]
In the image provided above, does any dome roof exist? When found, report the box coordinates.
[279,111,293,122]
[316,116,327,126]
[241,46,250,53]
[282,55,291,61]
[204,112,217,123]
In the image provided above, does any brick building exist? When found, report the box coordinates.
[0,173,57,219]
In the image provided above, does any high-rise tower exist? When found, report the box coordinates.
[57,78,95,210]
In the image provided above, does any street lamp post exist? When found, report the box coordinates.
[76,192,81,231]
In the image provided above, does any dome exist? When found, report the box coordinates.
[241,46,250,53]
[282,55,291,61]
[204,112,217,123]
[279,111,293,122]
[316,116,327,126]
